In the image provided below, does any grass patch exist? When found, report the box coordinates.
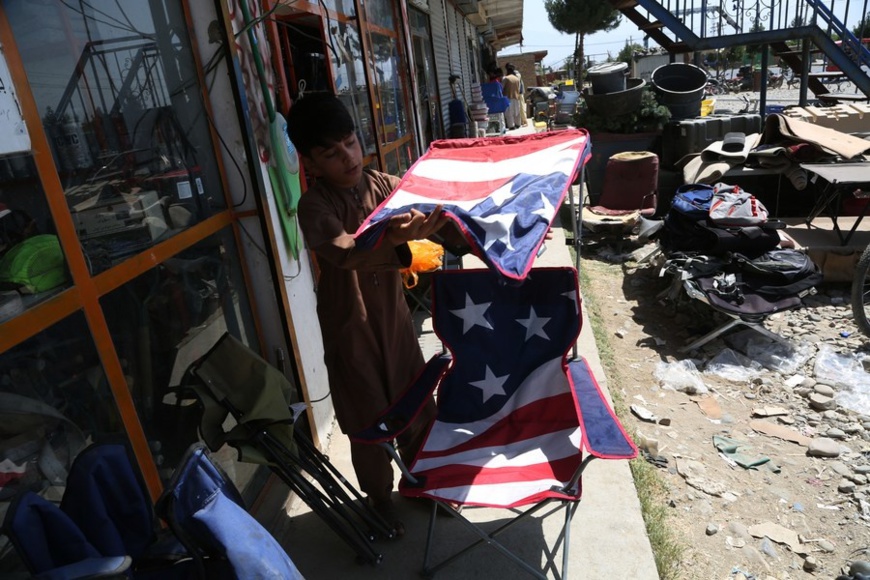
[576,253,685,580]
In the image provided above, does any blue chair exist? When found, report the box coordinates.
[480,81,509,114]
[156,443,303,580]
[2,443,190,579]
[4,492,132,579]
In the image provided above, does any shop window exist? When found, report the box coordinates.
[319,0,356,18]
[7,1,227,275]
[326,21,377,157]
[369,33,410,146]
[384,149,399,175]
[398,141,413,174]
[0,154,72,323]
[100,227,258,490]
[0,310,127,496]
[366,0,395,30]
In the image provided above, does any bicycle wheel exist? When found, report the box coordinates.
[851,244,870,336]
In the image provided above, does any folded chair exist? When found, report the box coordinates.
[2,443,190,579]
[352,267,637,579]
[178,333,394,566]
[581,151,659,237]
[659,255,808,352]
[156,443,303,579]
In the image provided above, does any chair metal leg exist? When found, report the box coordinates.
[679,317,790,353]
[422,499,557,579]
[679,317,743,352]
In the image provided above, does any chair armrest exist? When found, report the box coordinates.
[568,358,637,459]
[351,353,450,444]
[35,556,132,580]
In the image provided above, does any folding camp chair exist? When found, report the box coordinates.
[352,267,637,578]
[659,257,804,352]
[178,333,394,565]
[2,443,190,579]
[156,443,303,579]
[581,151,659,240]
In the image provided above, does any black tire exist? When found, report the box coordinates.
[851,244,870,336]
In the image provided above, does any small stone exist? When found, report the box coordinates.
[827,428,848,440]
[831,462,851,477]
[817,539,836,553]
[705,523,719,536]
[809,393,837,411]
[803,556,818,572]
[814,384,836,397]
[839,479,856,493]
[807,438,842,457]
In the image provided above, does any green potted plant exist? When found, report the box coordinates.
[573,88,671,201]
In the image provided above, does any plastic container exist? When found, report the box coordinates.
[586,62,628,94]
[583,78,646,116]
[651,63,707,119]
[660,113,763,168]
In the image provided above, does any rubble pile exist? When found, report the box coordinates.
[614,260,870,579]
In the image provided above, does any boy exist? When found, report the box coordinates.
[287,93,446,535]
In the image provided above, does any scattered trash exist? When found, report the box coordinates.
[744,338,813,375]
[655,359,709,394]
[750,406,789,418]
[841,331,852,338]
[747,521,805,554]
[712,435,778,471]
[630,404,658,423]
[641,448,669,469]
[691,395,723,420]
[784,374,806,388]
[630,404,671,426]
[703,348,763,382]
[748,420,811,447]
[815,345,870,415]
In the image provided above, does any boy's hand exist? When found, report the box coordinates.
[386,205,449,245]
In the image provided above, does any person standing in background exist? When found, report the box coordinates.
[515,68,527,126]
[501,64,521,130]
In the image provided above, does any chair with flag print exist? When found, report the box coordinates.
[352,266,636,578]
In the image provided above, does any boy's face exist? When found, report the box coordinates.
[302,132,363,190]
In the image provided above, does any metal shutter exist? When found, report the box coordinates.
[429,0,452,135]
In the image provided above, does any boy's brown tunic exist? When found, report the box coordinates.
[298,169,424,435]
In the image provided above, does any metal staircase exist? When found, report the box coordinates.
[609,0,870,102]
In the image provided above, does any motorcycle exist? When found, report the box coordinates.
[767,70,784,89]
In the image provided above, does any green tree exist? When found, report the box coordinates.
[544,0,620,82]
[746,21,766,59]
[853,12,870,39]
[617,42,644,67]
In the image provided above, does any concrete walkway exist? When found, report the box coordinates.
[272,122,659,579]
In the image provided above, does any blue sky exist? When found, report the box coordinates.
[498,0,645,69]
[498,0,870,70]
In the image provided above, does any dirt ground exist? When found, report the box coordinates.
[580,251,870,580]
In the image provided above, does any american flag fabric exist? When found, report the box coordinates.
[399,267,636,508]
[354,130,591,281]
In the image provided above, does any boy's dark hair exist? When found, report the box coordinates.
[286,93,355,156]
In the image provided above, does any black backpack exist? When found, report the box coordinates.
[732,249,823,297]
